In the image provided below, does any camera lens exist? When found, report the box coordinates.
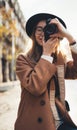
[43,18,58,41]
[44,24,58,41]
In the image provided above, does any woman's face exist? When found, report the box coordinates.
[35,20,46,46]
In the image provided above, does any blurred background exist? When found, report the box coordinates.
[0,0,77,130]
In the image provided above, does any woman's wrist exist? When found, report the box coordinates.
[70,41,77,54]
[70,41,76,46]
[42,52,51,56]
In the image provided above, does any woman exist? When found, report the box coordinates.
[14,13,77,130]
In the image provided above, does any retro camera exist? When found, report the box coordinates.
[44,18,58,41]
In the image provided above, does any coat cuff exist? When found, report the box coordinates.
[41,55,53,64]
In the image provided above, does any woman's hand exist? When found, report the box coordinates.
[42,37,58,56]
[49,18,76,44]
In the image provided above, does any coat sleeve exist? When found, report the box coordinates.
[16,54,56,96]
[65,43,77,79]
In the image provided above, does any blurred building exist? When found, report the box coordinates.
[0,0,29,82]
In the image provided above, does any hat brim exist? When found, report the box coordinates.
[26,13,66,37]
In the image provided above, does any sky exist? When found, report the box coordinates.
[18,0,77,38]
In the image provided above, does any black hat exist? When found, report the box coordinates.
[26,13,66,37]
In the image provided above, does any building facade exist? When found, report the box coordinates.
[0,0,28,82]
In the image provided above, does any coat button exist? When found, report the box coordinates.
[37,117,43,123]
[40,100,45,106]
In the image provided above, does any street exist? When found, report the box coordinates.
[0,79,77,130]
[65,79,77,125]
[0,81,21,130]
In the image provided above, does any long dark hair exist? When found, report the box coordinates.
[27,28,43,62]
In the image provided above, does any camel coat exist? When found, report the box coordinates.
[15,51,77,130]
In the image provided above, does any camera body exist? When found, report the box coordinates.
[44,18,58,41]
